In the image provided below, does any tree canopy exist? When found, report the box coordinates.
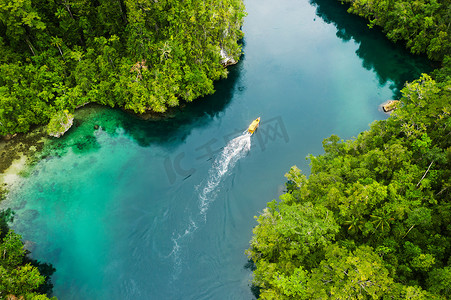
[0,209,56,299]
[248,0,450,297]
[0,0,245,136]
[340,0,451,61]
[247,70,451,299]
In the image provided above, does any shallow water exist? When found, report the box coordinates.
[4,0,431,299]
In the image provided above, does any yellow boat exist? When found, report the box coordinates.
[247,117,261,134]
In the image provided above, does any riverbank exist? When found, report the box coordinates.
[0,101,184,202]
[0,100,181,202]
[0,127,48,201]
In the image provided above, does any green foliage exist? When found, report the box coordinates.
[46,110,74,137]
[0,208,14,240]
[0,210,55,299]
[340,0,451,61]
[0,0,246,136]
[308,245,393,299]
[427,267,451,296]
[248,74,451,298]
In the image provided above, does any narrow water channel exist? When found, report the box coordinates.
[4,0,431,299]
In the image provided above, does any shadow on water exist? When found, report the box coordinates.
[309,0,433,97]
[42,60,244,156]
[244,259,260,298]
[121,59,245,147]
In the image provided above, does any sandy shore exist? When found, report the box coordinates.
[0,128,48,200]
[0,154,27,187]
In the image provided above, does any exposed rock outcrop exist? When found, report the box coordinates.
[220,48,237,66]
[382,100,400,112]
[47,110,74,138]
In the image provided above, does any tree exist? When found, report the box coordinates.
[0,230,54,299]
[341,0,451,61]
[307,245,393,299]
[427,267,451,297]
[246,200,339,297]
[0,0,246,136]
[248,64,450,298]
[0,210,55,299]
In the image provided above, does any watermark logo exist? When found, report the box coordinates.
[164,116,289,184]
[164,153,196,185]
[255,116,289,151]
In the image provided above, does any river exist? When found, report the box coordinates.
[3,0,431,299]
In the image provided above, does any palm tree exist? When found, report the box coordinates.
[343,215,364,234]
[51,36,65,61]
[370,211,394,232]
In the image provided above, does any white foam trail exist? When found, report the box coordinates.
[168,218,197,278]
[168,132,251,278]
[198,132,251,218]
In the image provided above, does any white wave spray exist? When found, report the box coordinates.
[168,132,252,277]
[198,133,251,218]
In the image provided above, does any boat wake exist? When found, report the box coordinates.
[168,132,251,277]
[167,218,198,278]
[198,132,251,219]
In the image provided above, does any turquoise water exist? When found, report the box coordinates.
[4,0,431,299]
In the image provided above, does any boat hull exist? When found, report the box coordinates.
[248,117,261,134]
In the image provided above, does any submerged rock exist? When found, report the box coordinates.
[23,240,36,252]
[21,209,40,222]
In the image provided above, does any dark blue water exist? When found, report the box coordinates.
[3,0,431,299]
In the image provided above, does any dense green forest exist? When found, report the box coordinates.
[0,0,245,136]
[247,72,451,299]
[0,0,245,297]
[341,0,451,61]
[247,0,451,299]
[0,209,56,299]
[2,0,450,298]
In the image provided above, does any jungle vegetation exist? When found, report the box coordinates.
[0,209,56,299]
[341,0,451,61]
[0,0,245,136]
[247,0,451,298]
[0,0,245,297]
[247,72,451,299]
